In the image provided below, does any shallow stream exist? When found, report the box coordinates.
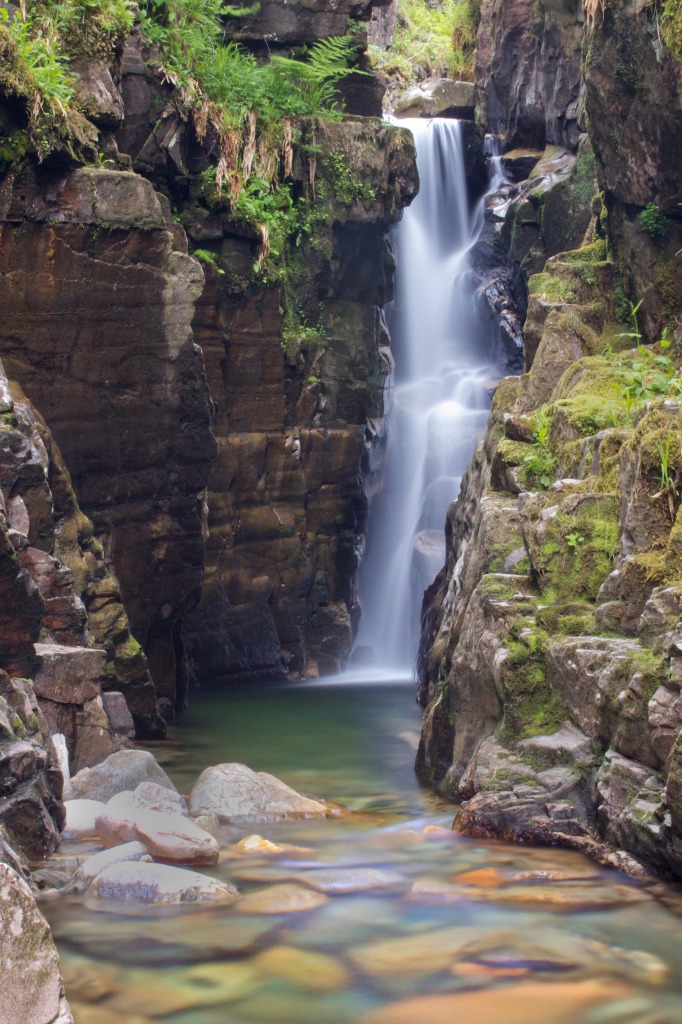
[44,679,682,1023]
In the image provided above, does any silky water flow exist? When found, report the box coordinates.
[354,117,505,674]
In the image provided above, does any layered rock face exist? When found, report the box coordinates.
[183,125,417,682]
[0,0,417,720]
[583,0,682,340]
[475,0,585,150]
[0,167,215,722]
[417,0,682,878]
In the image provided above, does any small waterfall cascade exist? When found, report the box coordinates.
[353,118,506,676]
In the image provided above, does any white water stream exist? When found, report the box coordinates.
[353,118,505,675]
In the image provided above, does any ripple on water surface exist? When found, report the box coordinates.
[43,680,682,1023]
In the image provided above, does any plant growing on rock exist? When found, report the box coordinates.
[653,434,681,521]
[640,202,668,241]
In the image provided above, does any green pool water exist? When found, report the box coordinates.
[43,679,682,1023]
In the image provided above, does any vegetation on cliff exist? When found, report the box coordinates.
[369,0,481,86]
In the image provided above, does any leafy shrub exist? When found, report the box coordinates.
[640,202,668,241]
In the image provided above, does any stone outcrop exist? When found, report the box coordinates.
[393,79,475,119]
[417,205,682,876]
[475,0,585,150]
[183,121,417,682]
[0,167,215,723]
[582,0,682,341]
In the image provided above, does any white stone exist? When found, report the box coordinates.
[63,799,107,839]
[66,842,152,894]
[96,806,219,865]
[52,732,71,800]
[88,860,237,904]
[189,762,328,823]
[133,780,189,816]
[69,749,177,803]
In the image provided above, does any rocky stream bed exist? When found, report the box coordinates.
[30,682,682,1024]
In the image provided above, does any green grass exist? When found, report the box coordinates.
[369,0,481,88]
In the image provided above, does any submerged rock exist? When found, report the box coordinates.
[361,979,634,1024]
[0,863,73,1024]
[189,762,329,822]
[88,860,237,904]
[235,883,329,915]
[293,867,405,894]
[70,750,176,803]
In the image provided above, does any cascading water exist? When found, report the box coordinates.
[354,118,506,675]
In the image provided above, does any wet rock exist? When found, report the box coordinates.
[95,806,219,865]
[88,860,237,904]
[0,862,73,1024]
[477,0,584,149]
[189,762,329,822]
[70,750,176,803]
[108,963,257,1017]
[63,799,107,839]
[394,79,475,119]
[234,834,285,854]
[73,60,125,130]
[362,979,634,1024]
[235,883,328,915]
[253,945,350,991]
[65,841,152,894]
[293,866,405,894]
[350,927,489,978]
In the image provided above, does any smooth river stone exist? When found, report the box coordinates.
[235,834,285,854]
[456,881,651,911]
[108,963,258,1018]
[67,1006,150,1024]
[66,842,151,893]
[61,959,120,1003]
[361,979,634,1024]
[236,883,329,915]
[294,867,405,894]
[253,945,350,990]
[189,762,329,822]
[131,782,189,817]
[349,927,490,978]
[95,807,219,865]
[63,799,107,839]
[70,750,177,803]
[88,861,237,904]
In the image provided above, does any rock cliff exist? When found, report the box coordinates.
[0,1,416,727]
[417,0,682,878]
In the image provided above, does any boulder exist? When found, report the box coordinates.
[95,806,219,865]
[0,863,73,1023]
[65,841,151,894]
[189,763,329,822]
[393,79,475,119]
[69,750,176,803]
[105,784,188,819]
[88,860,237,904]
[63,799,107,839]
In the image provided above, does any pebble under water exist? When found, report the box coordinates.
[42,679,682,1023]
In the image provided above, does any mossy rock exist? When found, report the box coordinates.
[525,492,620,602]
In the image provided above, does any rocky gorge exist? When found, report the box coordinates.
[2,0,682,1020]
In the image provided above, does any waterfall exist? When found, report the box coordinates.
[353,118,505,677]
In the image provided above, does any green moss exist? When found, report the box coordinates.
[555,239,608,265]
[498,628,567,742]
[533,494,620,603]
[528,271,577,304]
